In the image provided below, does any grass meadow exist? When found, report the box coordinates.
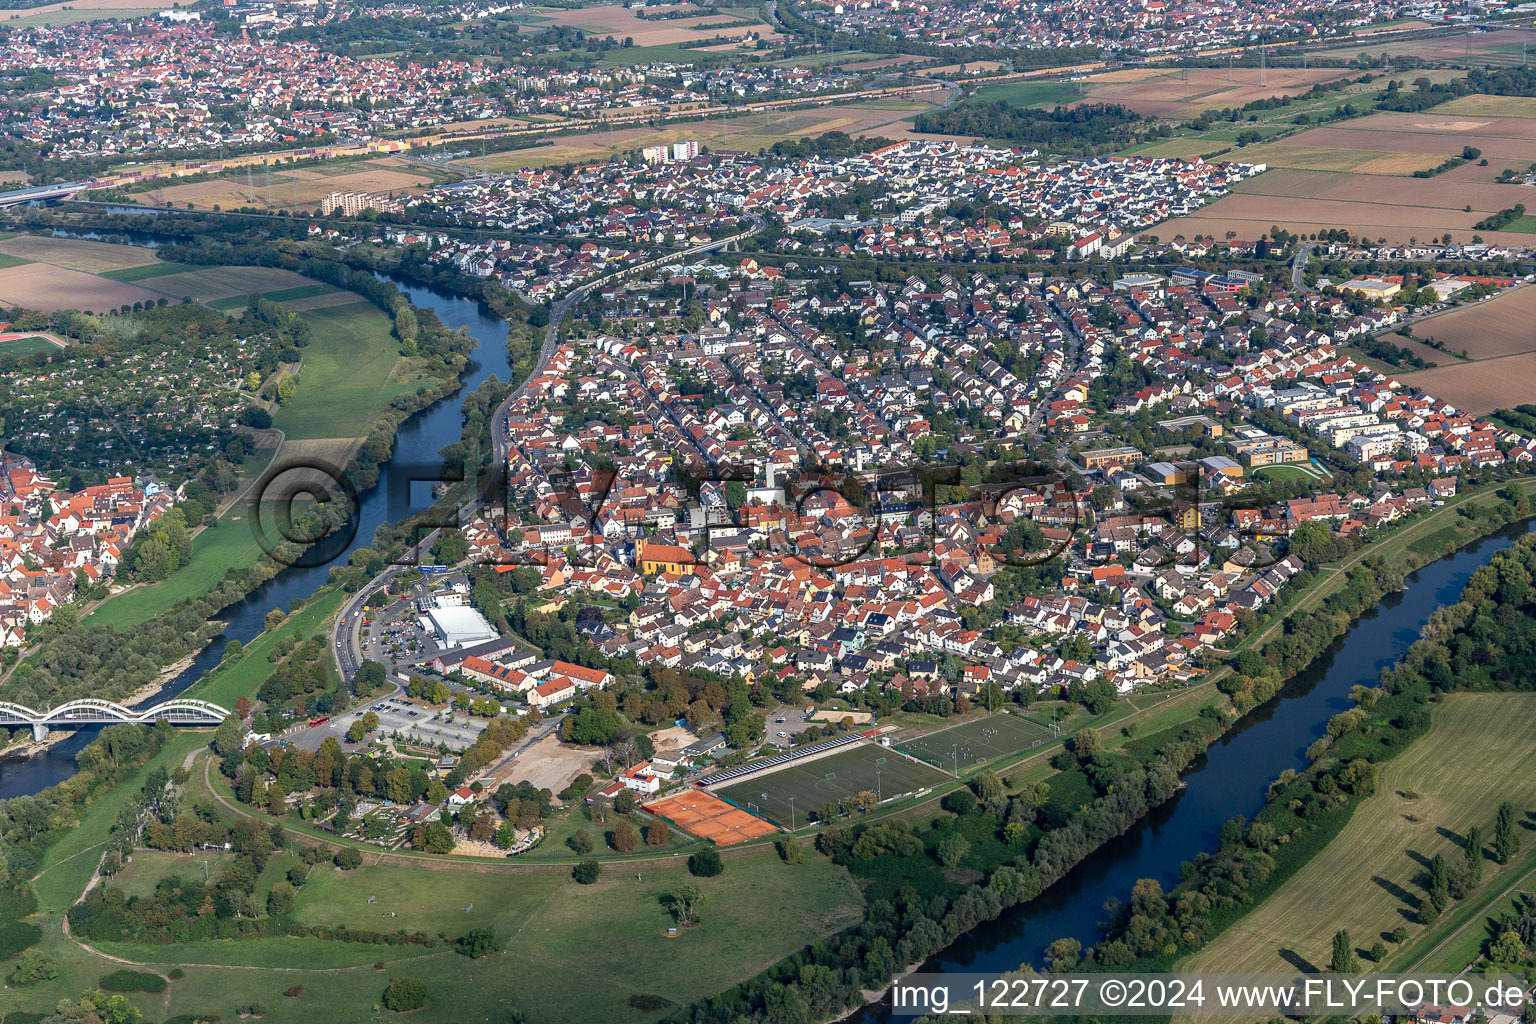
[1181,693,1536,981]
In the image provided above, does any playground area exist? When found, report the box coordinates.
[645,790,780,846]
[896,710,1059,775]
[713,741,950,828]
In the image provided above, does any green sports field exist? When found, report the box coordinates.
[715,743,950,827]
[897,710,1059,775]
[0,334,60,355]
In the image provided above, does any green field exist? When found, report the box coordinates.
[1254,462,1328,483]
[208,283,338,310]
[594,43,735,66]
[3,6,162,26]
[716,741,951,826]
[1493,214,1536,233]
[0,251,32,269]
[293,859,561,938]
[108,849,241,899]
[85,507,280,629]
[271,300,418,440]
[1182,693,1536,978]
[970,79,1086,109]
[186,585,348,708]
[898,709,1059,774]
[0,334,59,355]
[98,261,198,282]
[25,793,864,1024]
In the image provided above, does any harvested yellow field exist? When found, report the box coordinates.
[534,3,768,45]
[0,234,161,273]
[1396,352,1536,414]
[0,263,169,313]
[1230,142,1443,175]
[145,164,437,212]
[1431,94,1536,119]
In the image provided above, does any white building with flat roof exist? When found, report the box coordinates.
[424,606,498,649]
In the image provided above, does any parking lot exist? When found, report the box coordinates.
[363,696,487,751]
[280,695,488,754]
[765,706,825,748]
[360,597,433,674]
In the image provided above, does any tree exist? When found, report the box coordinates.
[611,819,639,852]
[667,883,706,925]
[1490,930,1526,964]
[1045,936,1082,973]
[936,832,970,869]
[645,820,669,846]
[456,927,500,958]
[5,949,58,986]
[942,788,978,815]
[334,846,363,870]
[1495,802,1520,864]
[777,835,806,864]
[688,847,724,877]
[1330,929,1359,973]
[383,976,427,1012]
[573,859,601,884]
[567,829,594,855]
[431,530,469,565]
[1465,825,1484,884]
[212,714,245,758]
[1070,725,1101,760]
[276,373,296,405]
[1429,853,1450,914]
[1369,941,1388,963]
[267,883,296,917]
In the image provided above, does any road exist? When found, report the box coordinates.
[1291,241,1312,292]
[330,213,766,683]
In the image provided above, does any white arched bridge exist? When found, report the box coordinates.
[0,698,230,741]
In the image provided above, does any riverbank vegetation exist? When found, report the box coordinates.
[1062,533,1536,984]
[1181,692,1536,977]
[0,723,178,970]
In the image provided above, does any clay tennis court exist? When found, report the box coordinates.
[646,790,779,846]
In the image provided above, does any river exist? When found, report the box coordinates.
[851,516,1536,1023]
[0,259,512,799]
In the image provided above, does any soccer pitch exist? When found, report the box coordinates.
[896,711,1059,775]
[714,743,950,828]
